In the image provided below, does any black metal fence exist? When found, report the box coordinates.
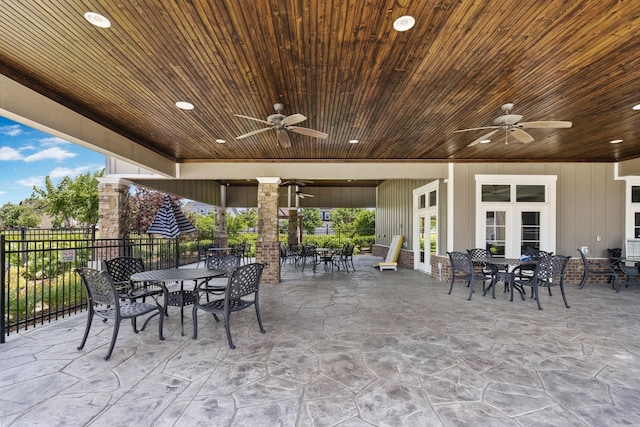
[0,232,193,343]
[1,226,375,342]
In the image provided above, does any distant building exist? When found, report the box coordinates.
[183,201,213,215]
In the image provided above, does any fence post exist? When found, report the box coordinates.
[1,234,5,343]
[174,236,180,268]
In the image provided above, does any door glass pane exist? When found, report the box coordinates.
[635,212,640,238]
[516,185,545,202]
[419,194,426,209]
[429,214,437,254]
[419,216,425,263]
[633,186,640,203]
[428,190,437,207]
[521,211,541,253]
[485,211,506,257]
[482,185,510,202]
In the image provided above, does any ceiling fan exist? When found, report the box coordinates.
[296,189,314,199]
[235,103,328,148]
[281,178,313,187]
[454,103,572,147]
[281,179,315,208]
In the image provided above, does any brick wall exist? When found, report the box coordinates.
[256,181,280,283]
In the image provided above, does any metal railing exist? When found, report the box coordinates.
[0,233,193,343]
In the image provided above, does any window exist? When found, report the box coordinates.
[476,175,556,258]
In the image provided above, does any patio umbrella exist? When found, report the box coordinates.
[147,195,196,238]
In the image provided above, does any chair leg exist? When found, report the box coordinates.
[467,278,475,301]
[254,301,265,334]
[157,307,165,341]
[533,283,543,310]
[559,282,571,308]
[105,320,121,360]
[77,311,94,351]
[448,275,455,295]
[223,312,235,349]
[192,306,199,339]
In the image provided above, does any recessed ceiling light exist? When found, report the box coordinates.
[393,16,415,32]
[84,12,111,28]
[349,139,359,144]
[479,139,491,144]
[215,139,226,144]
[633,104,640,110]
[175,101,194,110]
[610,139,623,144]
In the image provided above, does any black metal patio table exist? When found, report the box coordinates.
[130,268,225,335]
[471,257,538,299]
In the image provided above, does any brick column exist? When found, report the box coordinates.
[97,177,131,262]
[287,209,298,247]
[256,177,280,283]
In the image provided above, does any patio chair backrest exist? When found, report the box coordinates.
[448,251,472,274]
[226,262,265,300]
[103,257,145,290]
[537,255,569,281]
[206,253,241,277]
[76,267,119,306]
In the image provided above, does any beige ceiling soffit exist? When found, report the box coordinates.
[0,75,175,178]
[176,162,449,180]
[616,159,640,177]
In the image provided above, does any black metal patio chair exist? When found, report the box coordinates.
[512,254,571,310]
[192,262,266,349]
[103,256,168,314]
[577,248,619,292]
[75,267,165,360]
[447,251,492,301]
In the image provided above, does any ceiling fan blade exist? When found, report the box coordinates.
[454,126,500,133]
[518,121,572,129]
[296,191,314,198]
[277,129,292,148]
[467,129,499,147]
[511,128,534,143]
[236,127,273,139]
[288,126,329,139]
[281,179,313,186]
[234,114,272,125]
[281,113,307,126]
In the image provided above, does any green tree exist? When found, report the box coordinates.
[300,208,323,233]
[0,203,40,228]
[237,208,258,230]
[226,213,247,237]
[32,169,104,227]
[193,211,216,239]
[330,208,364,233]
[353,209,375,233]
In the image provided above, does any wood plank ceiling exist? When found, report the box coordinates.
[0,1,639,164]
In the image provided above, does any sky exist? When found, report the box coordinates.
[0,116,105,206]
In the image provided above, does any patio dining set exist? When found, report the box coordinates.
[447,246,637,311]
[73,252,266,360]
[280,242,356,273]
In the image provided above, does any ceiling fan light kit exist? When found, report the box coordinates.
[235,103,328,147]
[455,103,572,147]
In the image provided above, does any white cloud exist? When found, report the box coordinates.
[17,176,44,187]
[49,165,92,178]
[39,136,70,146]
[0,125,22,137]
[0,191,5,195]
[0,146,23,161]
[23,147,77,162]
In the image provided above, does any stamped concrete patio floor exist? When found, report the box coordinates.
[1,255,640,426]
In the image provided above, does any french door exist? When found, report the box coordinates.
[479,206,547,258]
